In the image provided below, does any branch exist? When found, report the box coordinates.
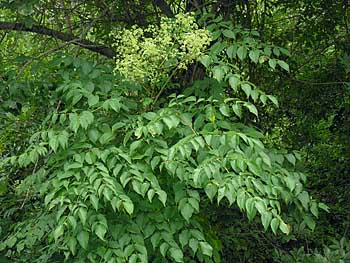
[0,21,116,58]
[154,0,174,17]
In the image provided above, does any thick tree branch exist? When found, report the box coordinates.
[154,0,174,17]
[0,21,116,58]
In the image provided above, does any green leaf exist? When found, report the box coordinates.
[226,45,237,58]
[94,224,107,240]
[303,215,316,231]
[181,203,194,222]
[67,237,77,255]
[48,135,59,152]
[237,46,247,60]
[69,113,80,133]
[6,236,17,248]
[285,154,296,166]
[261,212,272,231]
[199,242,213,257]
[88,128,100,143]
[277,60,290,72]
[298,191,310,210]
[318,202,330,212]
[78,207,87,225]
[249,50,259,63]
[219,104,230,117]
[244,102,258,117]
[53,225,64,241]
[222,29,235,39]
[88,95,99,107]
[90,194,99,211]
[157,190,167,206]
[77,230,89,249]
[189,238,198,254]
[123,200,134,215]
[160,242,169,257]
[212,66,225,82]
[241,83,251,98]
[199,55,212,68]
[279,220,290,234]
[245,198,256,221]
[169,247,184,262]
[229,75,240,91]
[80,111,94,129]
[232,104,242,118]
[310,202,319,217]
[268,59,276,70]
[179,231,190,248]
[57,131,69,150]
[273,47,281,56]
[205,184,218,202]
[267,95,278,107]
[270,218,279,235]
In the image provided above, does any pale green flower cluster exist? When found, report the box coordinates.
[112,13,211,89]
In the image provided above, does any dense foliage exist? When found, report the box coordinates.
[0,1,349,262]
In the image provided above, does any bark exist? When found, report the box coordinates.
[154,0,174,17]
[0,21,116,58]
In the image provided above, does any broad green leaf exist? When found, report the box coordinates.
[53,225,64,241]
[90,194,99,211]
[232,104,242,118]
[229,75,240,91]
[277,60,289,72]
[189,238,198,254]
[67,237,77,255]
[285,154,296,166]
[6,236,17,248]
[200,55,211,68]
[205,184,218,202]
[244,102,258,117]
[268,59,276,70]
[245,198,256,221]
[87,128,100,143]
[310,202,319,217]
[94,223,107,240]
[270,218,279,235]
[273,47,281,56]
[241,83,251,98]
[181,203,194,222]
[303,215,316,231]
[219,104,230,117]
[222,29,235,38]
[318,202,330,212]
[237,46,247,60]
[169,247,184,262]
[157,190,167,206]
[160,242,169,257]
[88,95,99,107]
[179,231,190,248]
[255,199,267,214]
[298,191,310,210]
[249,50,259,63]
[78,207,87,225]
[226,45,237,58]
[212,66,225,82]
[261,212,272,231]
[77,230,89,249]
[123,200,134,215]
[279,220,290,234]
[199,241,213,257]
[80,111,94,129]
[267,95,279,107]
